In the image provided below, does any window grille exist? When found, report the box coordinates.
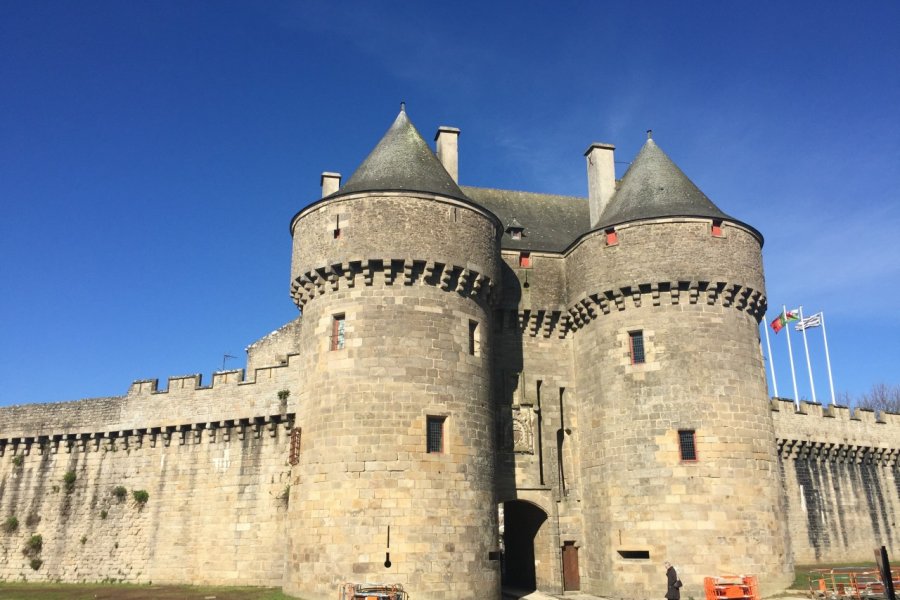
[289,427,301,465]
[678,429,697,461]
[426,416,445,453]
[331,314,345,351]
[629,330,645,364]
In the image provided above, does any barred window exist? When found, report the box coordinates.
[289,427,302,465]
[678,430,697,461]
[331,314,345,351]
[426,416,446,453]
[629,330,645,365]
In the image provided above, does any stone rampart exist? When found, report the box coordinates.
[0,356,301,439]
[772,399,900,563]
[0,414,293,585]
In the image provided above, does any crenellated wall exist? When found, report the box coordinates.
[0,355,301,585]
[772,399,900,563]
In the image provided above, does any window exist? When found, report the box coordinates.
[678,429,697,461]
[331,314,345,350]
[426,416,446,453]
[519,252,531,268]
[605,228,618,246]
[711,220,723,237]
[628,330,645,364]
[468,320,480,356]
[289,428,302,465]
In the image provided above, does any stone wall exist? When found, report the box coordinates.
[772,399,900,563]
[0,356,300,586]
[0,416,292,585]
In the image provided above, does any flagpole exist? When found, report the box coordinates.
[821,312,836,405]
[798,306,817,403]
[763,317,779,398]
[784,304,800,410]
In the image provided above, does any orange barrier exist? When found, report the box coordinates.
[808,567,900,600]
[704,574,760,600]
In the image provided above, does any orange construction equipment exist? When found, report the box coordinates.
[704,574,760,600]
[808,566,900,600]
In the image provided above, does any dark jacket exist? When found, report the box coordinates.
[666,566,681,600]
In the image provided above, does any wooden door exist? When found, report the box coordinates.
[562,541,580,591]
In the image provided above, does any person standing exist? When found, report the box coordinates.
[665,561,681,600]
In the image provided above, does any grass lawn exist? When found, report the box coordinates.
[0,583,302,600]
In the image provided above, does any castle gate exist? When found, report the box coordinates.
[502,500,549,592]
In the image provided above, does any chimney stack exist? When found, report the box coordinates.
[434,126,460,183]
[321,172,341,197]
[584,143,616,227]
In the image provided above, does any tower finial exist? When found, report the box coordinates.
[646,129,653,140]
[400,101,406,113]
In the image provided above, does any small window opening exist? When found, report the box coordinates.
[711,220,723,237]
[426,416,446,453]
[333,215,342,239]
[519,252,531,268]
[605,228,618,246]
[679,429,697,461]
[469,320,480,356]
[289,427,302,465]
[617,550,650,560]
[333,228,342,239]
[331,314,345,351]
[629,330,645,364]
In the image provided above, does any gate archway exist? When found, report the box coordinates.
[501,500,548,591]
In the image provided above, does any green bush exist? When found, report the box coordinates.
[100,510,108,519]
[12,455,23,467]
[132,490,149,504]
[80,535,87,545]
[2,516,18,533]
[30,558,43,570]
[277,389,291,400]
[63,471,76,494]
[26,534,42,553]
[112,486,127,500]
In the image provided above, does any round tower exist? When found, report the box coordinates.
[283,108,502,600]
[567,138,792,597]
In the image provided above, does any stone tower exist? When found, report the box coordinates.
[283,108,502,600]
[569,137,793,596]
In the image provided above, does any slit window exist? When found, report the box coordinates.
[469,320,480,356]
[679,430,697,461]
[629,330,645,364]
[426,416,446,453]
[519,252,531,268]
[617,550,650,560]
[331,314,345,351]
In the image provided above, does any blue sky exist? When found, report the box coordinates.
[1,2,898,407]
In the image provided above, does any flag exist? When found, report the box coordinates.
[795,313,822,331]
[770,309,800,334]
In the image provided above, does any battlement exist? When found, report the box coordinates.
[0,354,302,440]
[291,257,495,311]
[567,279,766,332]
[771,397,900,453]
[0,412,295,456]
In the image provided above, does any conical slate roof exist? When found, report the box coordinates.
[596,138,732,230]
[332,107,468,202]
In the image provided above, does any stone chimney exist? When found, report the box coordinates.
[321,172,341,197]
[434,126,460,183]
[584,143,616,227]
